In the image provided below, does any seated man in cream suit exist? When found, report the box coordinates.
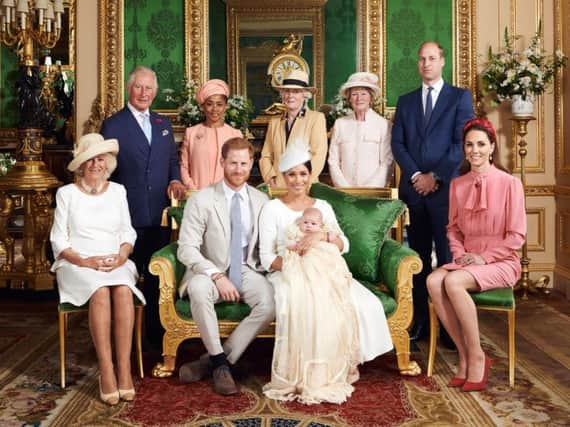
[177,137,274,395]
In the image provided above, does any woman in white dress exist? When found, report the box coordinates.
[328,72,393,187]
[50,133,143,406]
[259,141,393,404]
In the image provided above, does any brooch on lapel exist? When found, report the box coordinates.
[162,129,169,136]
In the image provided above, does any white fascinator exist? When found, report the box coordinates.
[278,139,312,172]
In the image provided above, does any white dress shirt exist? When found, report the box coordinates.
[422,78,444,114]
[127,102,150,133]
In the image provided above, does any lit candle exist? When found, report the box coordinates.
[15,0,26,29]
[44,55,52,73]
[45,2,53,33]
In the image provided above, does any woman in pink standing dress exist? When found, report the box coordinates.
[426,117,526,392]
[180,79,243,189]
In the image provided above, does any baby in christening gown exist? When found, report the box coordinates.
[264,207,360,405]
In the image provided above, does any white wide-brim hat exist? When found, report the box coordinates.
[278,138,312,172]
[339,71,380,99]
[273,69,316,93]
[68,133,119,172]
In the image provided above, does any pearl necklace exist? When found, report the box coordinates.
[80,179,105,195]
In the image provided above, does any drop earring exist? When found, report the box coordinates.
[489,154,493,163]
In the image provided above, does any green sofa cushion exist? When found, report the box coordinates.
[175,299,252,321]
[309,183,406,283]
[174,285,395,320]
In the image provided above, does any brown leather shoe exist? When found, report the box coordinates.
[179,355,210,383]
[212,365,238,395]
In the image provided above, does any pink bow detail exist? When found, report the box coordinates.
[465,175,487,212]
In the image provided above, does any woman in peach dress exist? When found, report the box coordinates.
[180,79,242,189]
[427,117,526,392]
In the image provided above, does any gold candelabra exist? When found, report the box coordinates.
[0,0,64,290]
[0,0,63,66]
[511,116,550,299]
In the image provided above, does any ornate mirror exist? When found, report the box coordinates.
[226,0,326,112]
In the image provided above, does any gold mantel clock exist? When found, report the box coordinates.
[268,52,309,87]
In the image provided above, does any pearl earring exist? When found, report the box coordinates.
[489,154,493,163]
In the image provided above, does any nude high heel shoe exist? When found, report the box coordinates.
[119,387,136,401]
[99,376,120,405]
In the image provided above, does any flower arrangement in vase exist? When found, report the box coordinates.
[163,79,254,133]
[481,24,567,116]
[0,153,16,176]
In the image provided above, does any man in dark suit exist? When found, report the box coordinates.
[391,41,474,345]
[101,66,186,349]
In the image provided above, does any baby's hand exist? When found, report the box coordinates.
[287,242,299,251]
[327,231,339,242]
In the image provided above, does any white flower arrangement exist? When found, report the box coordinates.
[0,153,16,176]
[482,25,567,105]
[163,79,254,132]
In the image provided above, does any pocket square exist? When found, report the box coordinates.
[162,129,169,136]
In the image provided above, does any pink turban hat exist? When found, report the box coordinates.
[196,79,230,105]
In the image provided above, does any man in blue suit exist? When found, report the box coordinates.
[391,41,474,345]
[101,66,186,349]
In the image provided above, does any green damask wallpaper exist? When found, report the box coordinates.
[124,0,185,110]
[324,0,357,103]
[209,0,227,81]
[0,47,19,128]
[385,0,453,107]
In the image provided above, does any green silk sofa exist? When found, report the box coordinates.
[149,184,423,378]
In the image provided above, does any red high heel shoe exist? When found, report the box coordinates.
[462,355,492,392]
[448,376,466,387]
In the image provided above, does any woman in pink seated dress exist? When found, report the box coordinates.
[180,79,243,189]
[427,117,526,392]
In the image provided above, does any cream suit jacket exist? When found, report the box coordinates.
[259,109,328,187]
[177,180,269,297]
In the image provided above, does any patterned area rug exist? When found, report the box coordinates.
[1,309,569,426]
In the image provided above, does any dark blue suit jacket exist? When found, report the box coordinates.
[391,83,474,206]
[100,107,181,229]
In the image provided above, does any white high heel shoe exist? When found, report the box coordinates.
[98,376,120,405]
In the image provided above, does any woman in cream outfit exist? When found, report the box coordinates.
[328,72,393,187]
[50,134,143,405]
[259,141,393,404]
[260,69,327,188]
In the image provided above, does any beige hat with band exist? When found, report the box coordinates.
[339,71,380,99]
[67,133,119,172]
